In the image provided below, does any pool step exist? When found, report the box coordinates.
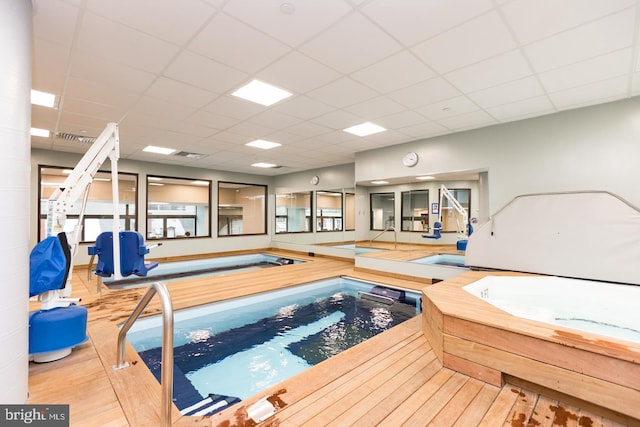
[180,394,240,417]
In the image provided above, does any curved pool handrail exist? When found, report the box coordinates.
[113,281,174,427]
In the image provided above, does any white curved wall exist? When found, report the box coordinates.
[0,0,31,403]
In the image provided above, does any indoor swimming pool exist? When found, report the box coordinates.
[103,253,301,288]
[411,253,466,267]
[126,277,420,416]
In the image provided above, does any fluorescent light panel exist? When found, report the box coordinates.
[31,90,56,108]
[191,180,209,186]
[245,139,282,150]
[143,145,176,155]
[30,127,50,137]
[251,162,278,168]
[232,80,292,106]
[416,176,435,180]
[343,122,386,137]
[371,180,389,185]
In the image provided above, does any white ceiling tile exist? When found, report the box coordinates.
[249,110,302,129]
[165,122,218,139]
[548,76,629,109]
[398,121,449,139]
[524,9,635,73]
[64,76,140,110]
[412,11,517,74]
[284,121,333,138]
[375,111,429,130]
[300,12,402,74]
[485,96,555,121]
[362,0,494,46]
[226,121,277,139]
[76,12,180,73]
[539,49,632,93]
[273,96,334,120]
[351,51,436,94]
[33,0,79,46]
[189,13,290,74]
[501,0,636,44]
[344,97,406,119]
[388,78,461,109]
[258,51,342,94]
[307,78,377,108]
[71,53,156,93]
[468,76,545,108]
[310,110,364,130]
[86,0,216,45]
[204,95,264,120]
[223,0,352,46]
[445,50,533,93]
[164,51,249,93]
[60,98,123,122]
[416,96,480,121]
[145,77,217,108]
[187,110,240,131]
[32,38,70,94]
[436,110,497,130]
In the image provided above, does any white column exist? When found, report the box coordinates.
[0,0,32,403]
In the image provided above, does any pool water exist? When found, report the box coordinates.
[332,243,385,254]
[104,253,301,288]
[127,277,420,416]
[411,253,466,267]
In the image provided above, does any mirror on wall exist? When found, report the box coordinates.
[355,171,485,261]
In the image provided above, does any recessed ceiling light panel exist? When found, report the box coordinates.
[31,90,56,108]
[251,162,278,168]
[30,127,50,137]
[143,145,176,155]
[343,122,386,137]
[232,79,292,106]
[246,139,282,150]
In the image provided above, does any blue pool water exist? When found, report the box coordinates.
[104,253,301,288]
[332,243,385,254]
[127,277,420,416]
[411,254,467,267]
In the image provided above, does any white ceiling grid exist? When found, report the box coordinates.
[30,0,640,175]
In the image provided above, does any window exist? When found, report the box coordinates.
[147,176,211,239]
[218,182,267,236]
[345,192,355,231]
[275,191,312,233]
[439,188,470,233]
[38,166,137,242]
[370,192,395,230]
[401,190,429,232]
[316,191,343,232]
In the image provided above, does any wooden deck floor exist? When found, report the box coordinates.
[27,249,635,426]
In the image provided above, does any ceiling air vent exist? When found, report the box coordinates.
[173,151,205,159]
[55,131,97,144]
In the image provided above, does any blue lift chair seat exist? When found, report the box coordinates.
[422,221,442,239]
[29,232,88,362]
[88,231,158,278]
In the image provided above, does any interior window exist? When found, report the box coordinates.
[218,182,267,236]
[401,190,429,232]
[38,166,138,242]
[275,191,312,234]
[439,188,470,233]
[147,176,211,239]
[370,192,395,230]
[316,191,343,232]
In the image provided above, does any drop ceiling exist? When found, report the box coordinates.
[31,0,640,176]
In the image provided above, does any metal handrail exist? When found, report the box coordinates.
[113,281,174,427]
[370,226,397,249]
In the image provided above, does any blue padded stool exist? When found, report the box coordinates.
[29,305,88,363]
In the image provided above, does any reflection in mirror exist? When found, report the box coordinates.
[38,166,138,242]
[275,191,312,234]
[218,181,267,236]
[147,176,210,239]
[316,191,343,232]
[345,192,355,231]
[439,188,470,234]
[370,192,395,230]
[401,189,429,232]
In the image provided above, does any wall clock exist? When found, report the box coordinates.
[402,152,419,167]
[310,175,319,185]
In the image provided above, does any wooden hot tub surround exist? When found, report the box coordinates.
[422,270,640,421]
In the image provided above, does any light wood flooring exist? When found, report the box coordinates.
[27,249,637,426]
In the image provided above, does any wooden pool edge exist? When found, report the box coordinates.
[422,270,640,422]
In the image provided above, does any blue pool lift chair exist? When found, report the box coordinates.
[29,232,89,362]
[422,221,442,239]
[88,231,158,278]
